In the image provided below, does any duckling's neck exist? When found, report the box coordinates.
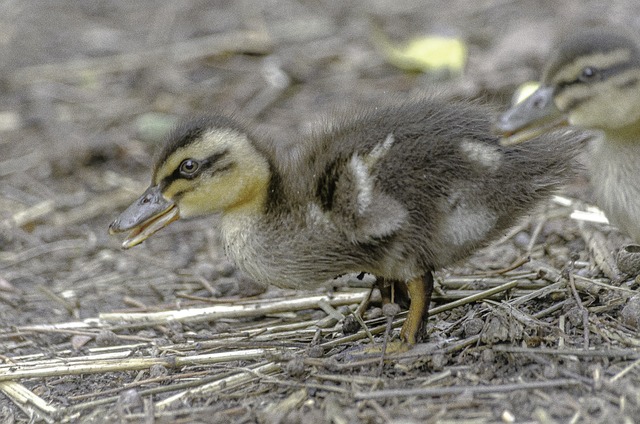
[218,164,277,238]
[588,129,640,242]
[601,118,640,144]
[223,179,269,217]
[218,167,301,286]
[217,167,370,289]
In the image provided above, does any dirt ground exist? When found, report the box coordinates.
[2,1,640,423]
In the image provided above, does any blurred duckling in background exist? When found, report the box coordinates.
[496,28,640,243]
[110,99,581,346]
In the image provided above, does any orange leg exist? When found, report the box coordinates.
[399,273,434,345]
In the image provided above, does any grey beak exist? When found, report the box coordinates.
[109,185,174,234]
[495,86,562,134]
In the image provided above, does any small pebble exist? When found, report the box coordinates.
[71,335,92,351]
[342,315,360,334]
[481,316,509,344]
[149,364,169,379]
[95,330,119,347]
[213,322,232,333]
[481,348,495,364]
[284,357,305,377]
[365,307,383,320]
[481,314,523,344]
[620,295,640,328]
[236,273,267,297]
[307,345,324,358]
[430,353,447,371]
[463,317,484,337]
[617,244,640,275]
[382,302,401,318]
[117,389,143,412]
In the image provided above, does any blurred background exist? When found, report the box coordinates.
[3,0,640,179]
[2,1,640,422]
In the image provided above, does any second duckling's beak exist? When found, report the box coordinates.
[496,85,568,146]
[109,185,180,249]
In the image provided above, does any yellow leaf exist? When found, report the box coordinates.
[374,30,467,74]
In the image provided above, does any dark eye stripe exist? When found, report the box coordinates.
[556,62,634,93]
[159,149,230,188]
[616,76,640,90]
[204,150,230,171]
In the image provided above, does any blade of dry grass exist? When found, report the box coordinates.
[156,362,282,409]
[354,379,582,400]
[578,223,620,280]
[492,345,640,357]
[99,290,368,325]
[0,348,294,382]
[0,381,57,422]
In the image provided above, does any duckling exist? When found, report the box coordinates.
[496,28,640,242]
[110,99,581,346]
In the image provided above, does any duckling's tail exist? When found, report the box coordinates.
[504,128,587,190]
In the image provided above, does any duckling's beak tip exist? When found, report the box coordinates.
[121,238,140,250]
[108,220,120,235]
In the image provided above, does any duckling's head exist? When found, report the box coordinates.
[497,28,640,140]
[109,117,271,249]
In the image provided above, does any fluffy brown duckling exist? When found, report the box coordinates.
[496,28,640,243]
[110,99,581,346]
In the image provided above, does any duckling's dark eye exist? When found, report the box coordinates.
[179,159,200,177]
[579,66,600,82]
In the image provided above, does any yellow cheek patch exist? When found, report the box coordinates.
[238,175,269,212]
[162,179,197,200]
[175,169,269,217]
[179,189,217,214]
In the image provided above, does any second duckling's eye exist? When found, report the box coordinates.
[579,66,600,83]
[179,159,200,178]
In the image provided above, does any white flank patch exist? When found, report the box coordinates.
[460,139,502,171]
[442,190,497,246]
[350,154,373,215]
